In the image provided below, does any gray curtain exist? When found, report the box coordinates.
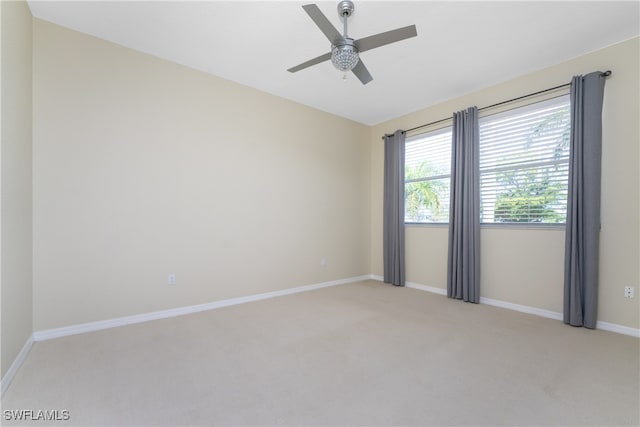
[564,72,606,328]
[447,107,480,303]
[383,130,405,286]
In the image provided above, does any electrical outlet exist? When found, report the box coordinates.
[321,257,327,267]
[624,286,634,298]
[168,274,176,285]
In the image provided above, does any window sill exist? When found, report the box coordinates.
[480,223,566,231]
[405,222,566,231]
[405,222,448,228]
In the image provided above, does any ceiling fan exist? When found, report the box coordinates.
[287,1,417,85]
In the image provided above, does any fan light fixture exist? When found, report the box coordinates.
[331,39,359,71]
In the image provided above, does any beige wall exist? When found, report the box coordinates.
[370,37,640,329]
[32,19,371,331]
[1,0,33,378]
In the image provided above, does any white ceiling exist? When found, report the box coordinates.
[27,1,640,126]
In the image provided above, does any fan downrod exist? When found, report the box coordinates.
[337,1,354,18]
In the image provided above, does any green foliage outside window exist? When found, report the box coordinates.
[489,106,570,224]
[493,171,565,223]
[405,162,448,222]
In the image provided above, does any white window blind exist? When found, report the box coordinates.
[478,95,570,224]
[404,127,452,223]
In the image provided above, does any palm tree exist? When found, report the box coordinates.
[405,162,447,222]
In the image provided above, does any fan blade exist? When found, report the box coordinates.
[352,59,373,85]
[302,4,343,45]
[355,25,417,53]
[287,52,332,73]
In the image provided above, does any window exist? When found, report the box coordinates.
[404,127,452,223]
[479,95,570,224]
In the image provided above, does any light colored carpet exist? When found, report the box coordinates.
[2,280,639,426]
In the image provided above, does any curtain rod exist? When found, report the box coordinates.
[382,70,612,139]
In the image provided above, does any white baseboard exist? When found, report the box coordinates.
[369,275,447,296]
[479,296,564,321]
[33,275,371,342]
[369,276,640,338]
[1,334,35,397]
[596,321,640,338]
[406,281,447,296]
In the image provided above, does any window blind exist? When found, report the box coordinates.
[478,95,570,224]
[404,128,452,223]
